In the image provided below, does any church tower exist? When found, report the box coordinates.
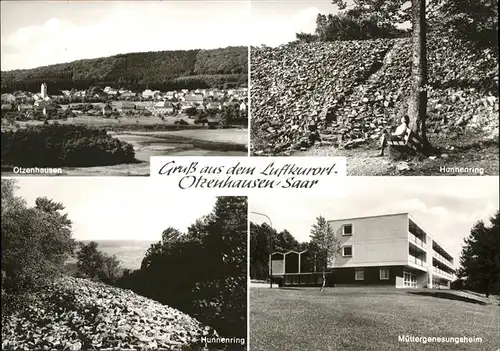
[41,83,47,99]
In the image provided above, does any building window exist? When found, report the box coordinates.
[342,246,352,257]
[343,224,353,236]
[403,270,417,288]
[379,268,390,280]
[355,268,364,280]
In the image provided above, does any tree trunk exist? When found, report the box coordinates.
[408,0,429,147]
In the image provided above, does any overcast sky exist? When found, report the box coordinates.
[13,177,218,241]
[250,177,499,268]
[251,0,344,47]
[1,0,249,71]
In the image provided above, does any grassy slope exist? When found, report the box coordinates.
[250,288,499,351]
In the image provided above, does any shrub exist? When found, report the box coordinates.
[76,241,122,284]
[1,180,76,314]
[1,124,136,167]
[194,117,208,125]
[174,119,189,125]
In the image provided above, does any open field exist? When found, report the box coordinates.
[128,129,249,145]
[250,287,499,351]
[1,117,247,176]
[11,115,205,128]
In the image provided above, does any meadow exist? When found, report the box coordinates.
[250,287,499,351]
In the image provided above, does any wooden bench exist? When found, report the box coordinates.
[388,128,423,159]
[388,127,412,146]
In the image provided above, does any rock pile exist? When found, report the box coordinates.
[250,35,498,155]
[2,277,217,350]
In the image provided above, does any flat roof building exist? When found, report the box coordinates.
[270,213,455,289]
[327,213,455,289]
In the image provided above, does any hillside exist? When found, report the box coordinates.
[250,35,498,155]
[0,46,248,93]
[1,276,217,350]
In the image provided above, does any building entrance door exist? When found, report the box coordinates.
[403,270,417,288]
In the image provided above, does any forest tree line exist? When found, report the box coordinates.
[1,47,248,93]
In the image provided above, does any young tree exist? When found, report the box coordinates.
[141,227,183,270]
[76,241,104,279]
[102,254,121,284]
[310,216,340,291]
[331,0,430,146]
[76,241,122,283]
[457,211,499,297]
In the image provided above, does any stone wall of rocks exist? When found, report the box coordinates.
[250,35,498,155]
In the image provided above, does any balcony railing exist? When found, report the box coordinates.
[432,266,454,279]
[432,251,453,267]
[409,254,426,267]
[408,232,425,248]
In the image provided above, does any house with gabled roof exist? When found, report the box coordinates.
[185,94,204,104]
[150,101,175,115]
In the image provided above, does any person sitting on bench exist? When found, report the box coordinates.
[378,115,410,156]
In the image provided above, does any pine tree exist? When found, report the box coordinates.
[457,211,499,297]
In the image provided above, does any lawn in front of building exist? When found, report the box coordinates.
[250,287,499,351]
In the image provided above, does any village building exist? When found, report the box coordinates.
[207,102,222,110]
[102,104,113,116]
[270,213,455,289]
[142,89,160,99]
[223,101,239,108]
[120,92,136,99]
[150,101,175,115]
[165,91,176,100]
[17,104,33,112]
[184,94,204,104]
[179,103,193,112]
[119,101,136,111]
[1,93,16,103]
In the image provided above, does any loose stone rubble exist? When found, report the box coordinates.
[250,35,498,155]
[2,276,217,350]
